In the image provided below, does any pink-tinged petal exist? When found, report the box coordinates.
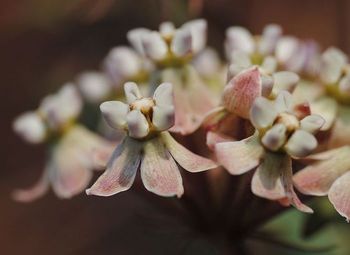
[271,71,299,98]
[320,47,348,84]
[300,114,325,134]
[225,26,254,55]
[206,131,234,151]
[92,143,116,170]
[251,152,287,200]
[100,101,129,130]
[141,137,184,197]
[250,97,277,129]
[310,97,338,131]
[127,28,151,55]
[153,82,174,107]
[171,28,192,57]
[294,146,350,196]
[258,24,282,55]
[12,170,50,202]
[261,123,287,151]
[285,130,317,158]
[141,31,167,61]
[126,110,149,139]
[86,137,142,196]
[201,106,228,131]
[124,82,142,103]
[280,156,313,213]
[215,134,264,175]
[293,102,311,120]
[161,131,217,172]
[328,172,350,221]
[274,90,293,113]
[223,67,262,119]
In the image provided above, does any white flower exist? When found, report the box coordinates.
[13,111,46,144]
[77,71,112,103]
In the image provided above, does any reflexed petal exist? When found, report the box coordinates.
[261,123,287,151]
[215,134,264,175]
[258,24,282,55]
[274,90,294,113]
[152,105,175,131]
[271,71,299,98]
[201,106,228,131]
[124,82,142,103]
[206,131,234,151]
[141,31,167,61]
[251,152,287,200]
[127,28,150,55]
[285,130,317,158]
[223,67,262,118]
[171,28,192,57]
[12,170,50,202]
[311,97,338,131]
[225,26,254,55]
[141,137,184,197]
[161,131,217,172]
[126,110,149,139]
[300,114,325,133]
[100,101,129,130]
[294,146,350,196]
[250,97,277,129]
[320,47,348,84]
[13,111,46,144]
[86,137,142,196]
[328,172,350,221]
[182,19,207,53]
[153,82,173,107]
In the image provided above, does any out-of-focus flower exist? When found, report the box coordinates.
[13,84,112,201]
[215,91,325,212]
[294,146,350,221]
[76,71,113,103]
[87,82,217,197]
[127,19,207,67]
[103,46,151,88]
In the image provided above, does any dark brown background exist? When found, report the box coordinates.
[1,0,349,254]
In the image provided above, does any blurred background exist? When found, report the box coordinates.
[2,0,350,254]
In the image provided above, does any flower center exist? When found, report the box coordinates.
[275,112,299,132]
[130,97,155,115]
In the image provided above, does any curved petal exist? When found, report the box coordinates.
[328,172,350,221]
[124,82,142,103]
[310,97,338,131]
[182,19,207,53]
[161,131,217,172]
[300,114,325,134]
[258,24,282,55]
[86,137,142,196]
[100,101,129,130]
[12,169,50,202]
[225,26,254,55]
[201,106,228,131]
[274,90,293,113]
[271,71,299,98]
[215,134,264,175]
[223,67,262,118]
[126,110,149,139]
[329,106,350,147]
[294,146,350,196]
[13,111,46,144]
[152,105,175,131]
[320,47,348,84]
[141,31,167,61]
[153,82,174,107]
[250,97,277,129]
[206,131,234,151]
[261,123,287,151]
[127,28,150,55]
[285,130,317,158]
[171,28,192,57]
[141,137,184,197]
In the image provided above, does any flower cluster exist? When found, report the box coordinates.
[12,20,350,224]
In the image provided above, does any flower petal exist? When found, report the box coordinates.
[225,26,254,55]
[228,50,251,69]
[250,97,277,129]
[215,134,264,175]
[285,130,318,158]
[86,137,142,196]
[271,71,299,98]
[300,114,325,134]
[261,56,278,74]
[152,105,175,131]
[161,131,217,172]
[12,170,50,202]
[124,82,142,103]
[274,90,294,113]
[159,21,175,37]
[153,82,174,107]
[141,137,184,197]
[126,110,149,139]
[171,28,192,57]
[258,24,282,55]
[182,19,207,53]
[223,67,262,118]
[320,47,348,84]
[328,172,350,221]
[294,146,350,196]
[127,28,150,55]
[261,123,287,151]
[275,36,299,64]
[100,101,129,130]
[13,111,46,144]
[77,71,112,103]
[251,152,287,200]
[206,131,234,151]
[311,97,338,131]
[141,31,167,61]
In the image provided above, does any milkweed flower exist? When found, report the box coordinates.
[294,146,350,221]
[13,84,112,201]
[86,82,217,197]
[215,91,325,212]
